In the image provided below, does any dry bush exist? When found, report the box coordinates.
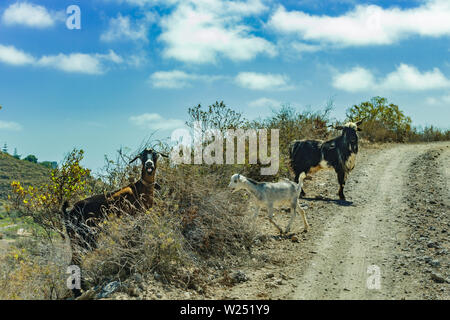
[0,238,69,300]
[357,119,399,142]
[77,156,256,292]
[408,125,450,142]
[81,209,188,287]
[157,162,255,261]
[246,103,334,181]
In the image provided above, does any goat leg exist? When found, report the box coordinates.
[252,206,259,220]
[285,203,297,234]
[267,208,283,234]
[299,207,310,232]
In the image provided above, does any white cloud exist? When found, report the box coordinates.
[110,0,155,5]
[332,67,376,92]
[2,2,62,28]
[426,94,450,105]
[0,44,123,74]
[158,0,276,64]
[0,120,22,131]
[149,70,223,88]
[333,64,450,92]
[291,42,323,53]
[37,50,124,74]
[235,72,292,90]
[269,0,450,47]
[97,50,125,64]
[129,113,185,130]
[0,44,35,65]
[101,13,155,42]
[382,64,450,91]
[248,97,281,108]
[37,53,105,75]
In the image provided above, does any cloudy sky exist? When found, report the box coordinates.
[0,0,449,170]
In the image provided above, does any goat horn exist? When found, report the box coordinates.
[129,155,140,164]
[356,117,367,125]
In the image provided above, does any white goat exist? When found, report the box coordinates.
[228,173,309,234]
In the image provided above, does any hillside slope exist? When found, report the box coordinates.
[0,152,50,202]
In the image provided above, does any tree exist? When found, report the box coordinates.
[13,148,20,160]
[346,96,412,142]
[2,143,8,154]
[24,155,38,163]
[187,101,245,133]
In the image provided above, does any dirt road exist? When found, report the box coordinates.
[279,142,449,299]
[203,142,449,300]
[113,142,448,300]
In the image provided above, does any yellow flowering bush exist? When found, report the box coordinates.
[9,149,93,239]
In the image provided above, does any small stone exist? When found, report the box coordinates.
[231,270,249,284]
[429,259,440,267]
[427,241,439,249]
[128,287,141,297]
[431,272,447,283]
[154,272,162,281]
[96,281,121,299]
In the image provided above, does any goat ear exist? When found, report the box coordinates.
[357,127,363,131]
[129,155,140,164]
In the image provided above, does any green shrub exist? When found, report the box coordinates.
[346,96,412,142]
[9,149,93,240]
[23,155,38,163]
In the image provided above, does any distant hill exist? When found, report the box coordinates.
[0,152,51,201]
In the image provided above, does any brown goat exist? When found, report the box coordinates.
[62,148,167,296]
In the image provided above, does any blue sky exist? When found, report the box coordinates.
[0,0,449,171]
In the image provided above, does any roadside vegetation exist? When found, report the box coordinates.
[0,97,448,299]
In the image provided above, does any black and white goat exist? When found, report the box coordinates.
[289,120,364,201]
[228,173,309,234]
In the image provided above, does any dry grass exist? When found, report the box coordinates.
[0,237,69,299]
[75,159,257,293]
